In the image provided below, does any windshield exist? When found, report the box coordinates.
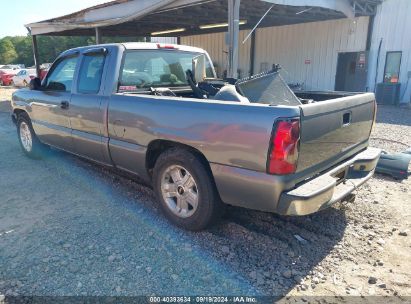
[118,50,214,92]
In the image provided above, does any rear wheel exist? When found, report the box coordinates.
[153,148,222,230]
[17,113,47,158]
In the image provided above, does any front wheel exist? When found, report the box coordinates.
[17,113,47,158]
[153,148,222,230]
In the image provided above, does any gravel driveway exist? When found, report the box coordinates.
[0,89,410,300]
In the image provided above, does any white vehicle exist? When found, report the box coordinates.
[0,65,21,73]
[12,69,36,87]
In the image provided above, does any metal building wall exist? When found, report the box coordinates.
[367,0,411,104]
[181,31,252,78]
[254,17,369,90]
[150,37,178,44]
[181,17,369,89]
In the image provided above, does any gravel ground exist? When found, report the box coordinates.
[0,88,410,300]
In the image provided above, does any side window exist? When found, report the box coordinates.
[77,53,105,94]
[45,56,78,92]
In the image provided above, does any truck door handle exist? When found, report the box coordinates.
[342,112,351,126]
[61,101,69,109]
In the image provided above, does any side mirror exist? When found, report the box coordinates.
[192,54,206,83]
[47,81,66,91]
[29,77,42,90]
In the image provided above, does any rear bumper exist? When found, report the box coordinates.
[277,147,381,215]
[210,147,381,215]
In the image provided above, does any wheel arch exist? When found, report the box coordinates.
[12,108,28,124]
[145,139,221,199]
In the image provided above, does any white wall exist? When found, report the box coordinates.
[255,17,369,90]
[181,17,369,90]
[150,37,178,44]
[181,31,252,78]
[367,0,411,104]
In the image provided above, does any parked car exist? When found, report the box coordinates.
[40,63,52,70]
[39,63,52,79]
[11,43,381,230]
[0,70,17,86]
[12,69,37,87]
[0,65,21,73]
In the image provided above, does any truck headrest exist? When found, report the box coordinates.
[213,85,250,103]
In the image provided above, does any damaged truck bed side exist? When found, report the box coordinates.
[11,43,380,230]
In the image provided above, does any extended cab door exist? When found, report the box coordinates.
[29,54,79,151]
[68,47,111,164]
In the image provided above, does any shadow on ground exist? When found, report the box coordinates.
[0,100,11,113]
[37,147,348,296]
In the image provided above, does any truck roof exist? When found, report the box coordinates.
[122,42,207,54]
[61,42,207,57]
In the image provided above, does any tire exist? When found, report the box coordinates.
[153,148,222,230]
[17,113,47,159]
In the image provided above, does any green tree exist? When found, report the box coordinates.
[0,38,18,64]
[10,36,34,66]
[0,35,146,67]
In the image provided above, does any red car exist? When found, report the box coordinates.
[0,70,17,86]
[40,68,48,80]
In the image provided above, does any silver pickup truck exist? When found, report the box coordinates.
[11,43,380,230]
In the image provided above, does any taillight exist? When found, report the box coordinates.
[267,119,300,175]
[156,43,177,49]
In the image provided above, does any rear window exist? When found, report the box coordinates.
[118,50,214,92]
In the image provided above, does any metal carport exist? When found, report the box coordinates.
[25,0,382,78]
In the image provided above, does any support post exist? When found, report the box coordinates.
[31,34,41,78]
[95,27,102,44]
[227,0,240,79]
[249,31,256,76]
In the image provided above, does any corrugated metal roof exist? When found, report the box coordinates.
[25,0,382,36]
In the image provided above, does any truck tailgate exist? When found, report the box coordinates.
[298,93,376,172]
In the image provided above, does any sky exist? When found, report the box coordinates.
[0,0,112,38]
